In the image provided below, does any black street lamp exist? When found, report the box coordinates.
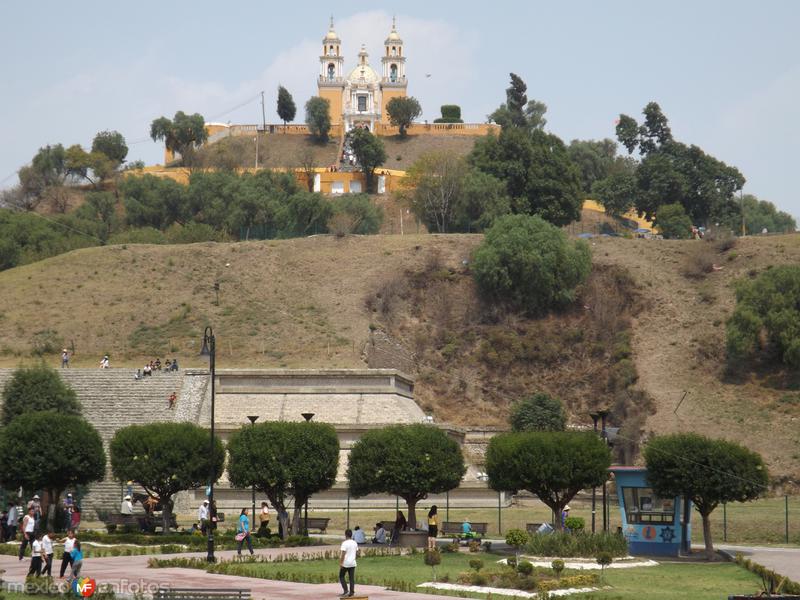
[589,412,601,534]
[200,326,216,563]
[597,409,610,533]
[301,412,314,535]
[247,415,259,532]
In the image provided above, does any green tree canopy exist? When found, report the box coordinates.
[120,174,189,230]
[305,96,332,142]
[347,424,466,529]
[1,364,81,425]
[0,411,105,524]
[726,265,800,368]
[227,421,339,537]
[509,393,566,432]
[486,431,610,530]
[592,170,637,218]
[91,130,128,164]
[150,111,208,165]
[737,194,797,235]
[488,73,547,132]
[655,203,692,239]
[350,128,386,193]
[110,422,224,531]
[470,127,582,226]
[277,86,297,126]
[643,433,768,559]
[329,194,383,234]
[472,214,591,315]
[386,96,422,137]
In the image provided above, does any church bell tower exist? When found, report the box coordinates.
[318,16,345,126]
[380,16,408,124]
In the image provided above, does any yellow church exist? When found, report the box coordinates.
[317,17,407,132]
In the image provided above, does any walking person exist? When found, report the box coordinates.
[42,529,54,576]
[27,532,44,576]
[198,500,209,534]
[61,349,70,368]
[427,505,439,551]
[18,507,35,560]
[236,508,254,556]
[338,528,358,598]
[69,541,83,582]
[59,529,76,578]
[6,501,18,541]
[259,501,270,535]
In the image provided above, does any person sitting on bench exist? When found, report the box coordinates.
[372,522,386,544]
[461,518,477,539]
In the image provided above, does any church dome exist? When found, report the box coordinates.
[385,31,401,42]
[325,29,339,40]
[346,63,380,85]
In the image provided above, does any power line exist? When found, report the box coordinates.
[208,93,262,122]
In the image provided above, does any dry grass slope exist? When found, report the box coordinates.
[1,233,800,480]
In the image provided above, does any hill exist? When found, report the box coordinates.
[1,233,799,481]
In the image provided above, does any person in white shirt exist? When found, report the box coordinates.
[121,495,133,515]
[18,507,35,560]
[198,500,209,533]
[27,532,45,576]
[259,501,270,534]
[60,529,76,578]
[42,530,54,576]
[339,529,358,598]
[352,525,366,544]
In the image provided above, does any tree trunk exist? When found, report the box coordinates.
[406,498,418,530]
[290,505,303,535]
[277,508,290,540]
[701,512,715,561]
[551,503,564,531]
[162,497,174,534]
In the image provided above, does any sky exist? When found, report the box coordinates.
[1,1,799,218]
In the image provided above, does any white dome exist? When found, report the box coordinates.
[347,64,380,85]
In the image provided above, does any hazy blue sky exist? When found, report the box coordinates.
[2,1,798,218]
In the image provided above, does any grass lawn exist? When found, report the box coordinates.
[191,551,763,599]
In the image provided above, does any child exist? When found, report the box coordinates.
[70,540,83,580]
[42,529,54,576]
[60,529,76,578]
[28,532,44,577]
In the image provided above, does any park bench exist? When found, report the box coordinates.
[155,588,251,600]
[303,517,330,533]
[441,521,488,543]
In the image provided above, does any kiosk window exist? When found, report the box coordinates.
[622,487,674,524]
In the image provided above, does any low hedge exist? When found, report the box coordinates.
[524,532,628,558]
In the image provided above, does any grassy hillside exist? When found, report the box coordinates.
[1,233,799,480]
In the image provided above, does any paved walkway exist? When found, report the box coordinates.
[0,545,452,600]
[719,544,800,582]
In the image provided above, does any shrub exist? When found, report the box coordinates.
[564,516,585,533]
[329,194,383,235]
[505,528,529,558]
[434,105,463,123]
[164,221,223,244]
[509,392,566,432]
[424,548,442,581]
[681,244,715,279]
[468,540,481,553]
[516,560,534,576]
[109,226,166,245]
[524,532,628,558]
[472,214,591,315]
[469,558,484,571]
[656,203,692,239]
[596,551,613,579]
[551,558,565,579]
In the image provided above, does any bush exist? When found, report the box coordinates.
[509,393,566,432]
[516,560,534,576]
[564,516,585,533]
[468,540,481,553]
[329,194,383,235]
[726,265,800,368]
[681,244,715,279]
[441,105,462,121]
[109,227,166,245]
[505,528,529,551]
[469,558,484,571]
[164,221,224,244]
[524,532,628,558]
[656,203,692,239]
[551,558,565,579]
[472,214,591,315]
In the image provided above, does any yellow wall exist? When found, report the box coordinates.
[380,88,407,124]
[583,199,654,231]
[375,122,500,136]
[319,87,344,126]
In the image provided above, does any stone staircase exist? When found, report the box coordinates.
[0,368,195,517]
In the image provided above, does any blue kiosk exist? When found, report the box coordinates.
[610,466,691,556]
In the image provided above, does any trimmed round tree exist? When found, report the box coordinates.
[110,422,224,532]
[227,421,339,538]
[509,393,566,432]
[347,424,466,529]
[386,96,422,137]
[643,433,768,560]
[486,431,610,531]
[2,363,81,425]
[0,411,105,529]
[472,214,591,316]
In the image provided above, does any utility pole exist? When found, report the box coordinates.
[740,188,746,237]
[261,91,266,132]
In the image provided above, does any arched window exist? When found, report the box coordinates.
[390,64,398,82]
[329,45,334,56]
[392,46,397,57]
[327,63,335,80]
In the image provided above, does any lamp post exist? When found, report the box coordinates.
[589,412,600,534]
[247,415,259,532]
[301,412,314,535]
[597,409,610,532]
[200,326,216,563]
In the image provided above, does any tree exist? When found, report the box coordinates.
[1,364,81,425]
[150,111,208,166]
[726,265,800,368]
[451,170,512,233]
[737,194,796,235]
[305,97,332,142]
[592,170,637,218]
[489,74,547,131]
[472,214,591,315]
[643,433,768,560]
[470,128,582,226]
[567,139,619,195]
[486,431,610,531]
[276,191,332,237]
[110,422,224,532]
[347,424,466,529]
[386,97,422,137]
[655,203,692,239]
[277,86,297,127]
[509,393,566,432]
[329,194,383,235]
[91,130,128,164]
[0,411,105,527]
[350,128,386,193]
[120,174,189,229]
[227,421,339,538]
[75,191,118,240]
[405,152,468,233]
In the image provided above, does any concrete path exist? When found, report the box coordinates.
[0,545,452,600]
[719,544,800,582]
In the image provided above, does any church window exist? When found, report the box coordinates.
[390,64,398,82]
[358,95,367,112]
[329,45,334,55]
[392,46,397,57]
[327,63,335,80]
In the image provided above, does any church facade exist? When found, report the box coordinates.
[317,17,407,132]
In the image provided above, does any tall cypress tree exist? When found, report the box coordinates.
[277,86,297,128]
